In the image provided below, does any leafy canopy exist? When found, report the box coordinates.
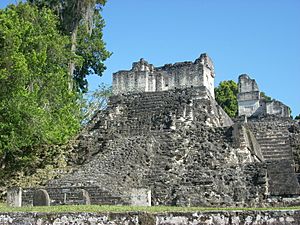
[0,3,81,176]
[28,0,112,92]
[215,80,238,118]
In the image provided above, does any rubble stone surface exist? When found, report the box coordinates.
[16,55,300,207]
[1,210,300,225]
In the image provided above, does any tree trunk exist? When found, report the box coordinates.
[68,25,78,91]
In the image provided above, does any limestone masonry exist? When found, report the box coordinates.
[7,54,300,209]
[238,74,290,117]
[113,53,215,98]
[1,210,300,225]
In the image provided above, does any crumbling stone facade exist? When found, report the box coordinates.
[42,86,265,207]
[238,74,290,117]
[113,53,215,98]
[10,54,300,208]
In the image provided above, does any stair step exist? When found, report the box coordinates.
[256,135,288,139]
[255,131,289,135]
[260,146,291,151]
[259,142,288,146]
[263,155,292,159]
[263,152,292,157]
[263,153,292,159]
[262,148,291,152]
[261,149,291,154]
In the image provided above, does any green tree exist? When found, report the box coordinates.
[28,0,111,92]
[295,115,300,120]
[0,3,81,177]
[215,80,238,118]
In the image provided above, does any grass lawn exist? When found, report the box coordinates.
[1,203,300,213]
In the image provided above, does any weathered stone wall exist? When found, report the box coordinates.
[47,99,300,207]
[266,100,290,117]
[112,54,215,98]
[237,74,260,117]
[43,87,267,207]
[289,122,300,173]
[69,87,232,165]
[47,127,268,207]
[1,210,300,225]
[238,74,259,93]
[20,186,123,206]
[247,116,300,197]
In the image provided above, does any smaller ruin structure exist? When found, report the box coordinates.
[238,74,290,118]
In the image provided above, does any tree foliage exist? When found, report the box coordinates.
[28,0,111,92]
[81,83,112,124]
[0,3,81,177]
[295,115,300,120]
[215,80,238,118]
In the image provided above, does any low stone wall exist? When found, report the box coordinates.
[0,210,300,225]
[20,186,125,206]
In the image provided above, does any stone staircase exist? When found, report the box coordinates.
[248,119,300,196]
[146,130,186,204]
[254,130,293,161]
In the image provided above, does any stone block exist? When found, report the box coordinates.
[7,187,22,207]
[33,189,50,206]
[130,189,151,206]
[80,189,91,205]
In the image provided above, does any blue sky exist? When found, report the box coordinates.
[1,0,300,116]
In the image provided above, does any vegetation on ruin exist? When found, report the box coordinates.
[0,1,110,197]
[1,203,300,213]
[260,92,272,101]
[215,80,238,118]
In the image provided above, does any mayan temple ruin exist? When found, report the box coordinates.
[7,54,300,208]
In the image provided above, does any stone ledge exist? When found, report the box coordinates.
[0,210,300,225]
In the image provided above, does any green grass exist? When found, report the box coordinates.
[1,203,300,213]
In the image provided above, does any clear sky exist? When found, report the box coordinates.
[1,0,300,116]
